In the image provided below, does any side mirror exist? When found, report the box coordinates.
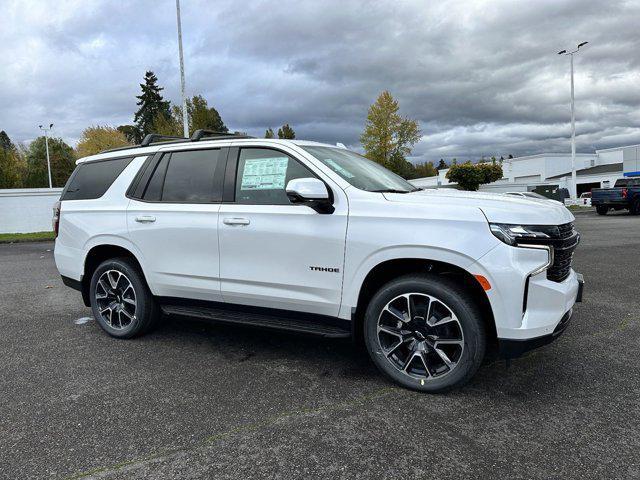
[286,178,334,214]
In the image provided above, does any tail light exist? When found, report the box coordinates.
[52,201,61,238]
[622,188,628,199]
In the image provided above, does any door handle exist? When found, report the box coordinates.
[223,217,250,226]
[135,215,156,223]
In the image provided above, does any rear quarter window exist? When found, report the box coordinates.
[61,156,134,201]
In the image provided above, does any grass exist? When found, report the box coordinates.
[566,204,594,211]
[0,231,55,243]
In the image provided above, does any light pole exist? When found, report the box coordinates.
[558,41,588,200]
[39,123,54,188]
[175,0,189,138]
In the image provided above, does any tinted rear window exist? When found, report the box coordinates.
[61,157,134,201]
[612,178,640,187]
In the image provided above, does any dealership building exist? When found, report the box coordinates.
[412,143,640,196]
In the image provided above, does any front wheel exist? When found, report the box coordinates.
[630,198,640,215]
[364,274,486,393]
[596,205,608,215]
[89,257,159,338]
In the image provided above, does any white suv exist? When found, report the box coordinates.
[54,131,584,392]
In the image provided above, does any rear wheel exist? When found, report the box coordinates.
[89,257,159,338]
[596,205,608,215]
[364,274,486,393]
[631,198,640,215]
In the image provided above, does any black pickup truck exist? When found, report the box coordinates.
[591,177,640,215]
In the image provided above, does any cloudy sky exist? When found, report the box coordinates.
[2,0,639,163]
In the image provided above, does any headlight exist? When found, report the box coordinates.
[489,223,553,246]
[489,223,555,276]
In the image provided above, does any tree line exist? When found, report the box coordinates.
[0,70,299,189]
[0,131,75,189]
[0,70,503,190]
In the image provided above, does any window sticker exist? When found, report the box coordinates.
[325,158,355,178]
[241,157,289,190]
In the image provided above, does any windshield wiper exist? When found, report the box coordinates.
[371,188,420,194]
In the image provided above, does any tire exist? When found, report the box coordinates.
[596,205,608,216]
[363,274,486,393]
[89,257,159,338]
[631,198,640,215]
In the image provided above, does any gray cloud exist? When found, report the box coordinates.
[1,0,639,163]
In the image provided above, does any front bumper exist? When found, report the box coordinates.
[498,307,572,358]
[497,273,583,358]
[472,242,583,349]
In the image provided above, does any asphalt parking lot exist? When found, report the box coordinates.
[1,211,639,479]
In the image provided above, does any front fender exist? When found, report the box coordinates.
[340,245,485,318]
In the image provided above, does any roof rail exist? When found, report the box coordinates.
[99,130,255,154]
[190,129,254,141]
[140,133,187,147]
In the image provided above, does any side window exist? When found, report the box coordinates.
[234,148,315,205]
[141,156,169,201]
[142,149,223,203]
[61,156,134,201]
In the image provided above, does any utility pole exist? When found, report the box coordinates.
[558,42,588,200]
[39,123,53,188]
[176,0,189,138]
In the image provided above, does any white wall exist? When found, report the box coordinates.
[0,188,62,234]
[543,154,595,179]
[622,146,640,175]
[479,182,527,193]
[594,148,623,166]
[576,173,620,189]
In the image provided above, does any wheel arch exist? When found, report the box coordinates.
[351,257,497,350]
[81,243,147,307]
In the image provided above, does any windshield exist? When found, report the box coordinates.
[301,146,418,193]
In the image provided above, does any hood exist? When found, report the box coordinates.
[383,189,575,225]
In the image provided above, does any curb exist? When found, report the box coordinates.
[568,208,595,215]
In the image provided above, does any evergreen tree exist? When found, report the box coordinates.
[117,125,142,144]
[0,130,14,151]
[133,71,171,138]
[150,95,228,137]
[188,95,227,134]
[360,91,421,176]
[151,108,182,137]
[277,124,295,139]
[437,159,447,170]
[265,128,275,138]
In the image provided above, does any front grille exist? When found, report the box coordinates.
[546,222,580,282]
